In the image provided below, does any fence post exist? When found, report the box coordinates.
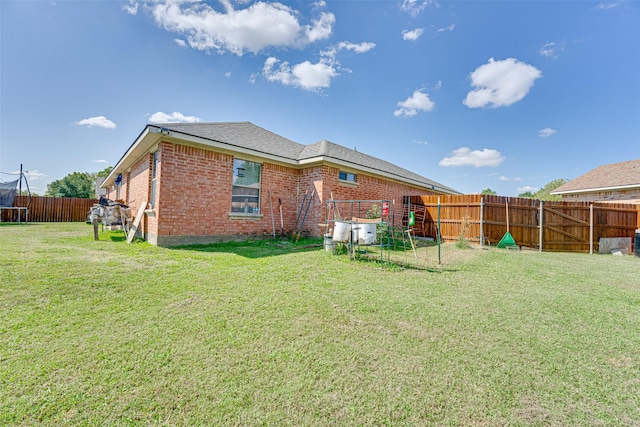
[437,197,441,265]
[539,200,544,253]
[590,204,594,255]
[480,196,484,247]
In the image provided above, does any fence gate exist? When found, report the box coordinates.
[541,204,591,252]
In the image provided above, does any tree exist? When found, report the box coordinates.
[46,172,95,198]
[97,166,113,178]
[518,191,534,198]
[481,188,497,195]
[532,178,569,201]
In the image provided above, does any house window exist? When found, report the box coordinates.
[339,171,356,182]
[150,151,158,207]
[232,159,261,213]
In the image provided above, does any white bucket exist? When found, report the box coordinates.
[332,221,351,242]
[352,222,377,245]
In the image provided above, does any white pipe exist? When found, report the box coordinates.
[539,201,543,253]
[590,204,594,255]
[480,196,484,247]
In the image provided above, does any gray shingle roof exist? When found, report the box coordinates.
[552,159,640,194]
[299,140,457,192]
[153,122,459,194]
[157,122,305,159]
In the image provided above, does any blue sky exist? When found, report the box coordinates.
[1,0,639,196]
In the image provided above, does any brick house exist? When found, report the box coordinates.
[102,122,459,246]
[551,159,640,203]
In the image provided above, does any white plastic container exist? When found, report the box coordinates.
[332,221,351,242]
[352,222,377,245]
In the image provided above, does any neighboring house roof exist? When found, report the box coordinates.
[104,122,459,194]
[551,159,640,195]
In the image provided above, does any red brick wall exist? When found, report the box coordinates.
[157,143,231,237]
[127,156,151,210]
[261,162,301,235]
[297,166,324,237]
[154,142,304,243]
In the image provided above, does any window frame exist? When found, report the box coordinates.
[231,158,262,216]
[150,151,158,208]
[339,170,357,184]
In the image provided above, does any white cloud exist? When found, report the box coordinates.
[335,41,376,54]
[146,0,334,56]
[538,127,557,138]
[539,41,565,59]
[263,57,337,91]
[463,58,542,108]
[393,90,435,117]
[595,2,622,10]
[401,0,434,17]
[76,116,116,129]
[148,111,202,124]
[123,0,138,15]
[499,175,522,181]
[402,28,424,41]
[94,159,109,164]
[23,170,46,180]
[225,71,232,78]
[263,41,374,91]
[437,24,455,33]
[305,12,335,43]
[439,147,505,167]
[174,38,187,48]
[517,185,539,192]
[413,140,429,145]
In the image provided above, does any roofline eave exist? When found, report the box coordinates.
[551,183,640,195]
[102,126,159,188]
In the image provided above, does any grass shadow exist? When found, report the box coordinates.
[171,237,324,259]
[108,232,127,242]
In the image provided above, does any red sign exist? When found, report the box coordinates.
[382,201,389,216]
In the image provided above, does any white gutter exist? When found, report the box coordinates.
[552,183,640,195]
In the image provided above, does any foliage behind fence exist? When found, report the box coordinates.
[404,194,639,253]
[1,196,97,223]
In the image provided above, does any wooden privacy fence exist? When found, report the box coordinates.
[404,194,639,253]
[0,196,98,223]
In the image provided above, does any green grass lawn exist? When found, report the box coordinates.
[1,223,639,426]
